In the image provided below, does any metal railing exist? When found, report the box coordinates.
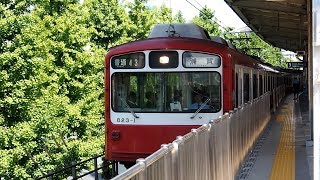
[112,92,279,180]
[37,154,117,180]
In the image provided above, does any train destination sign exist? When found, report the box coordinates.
[183,52,221,68]
[111,52,145,69]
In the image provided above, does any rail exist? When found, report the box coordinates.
[112,91,281,180]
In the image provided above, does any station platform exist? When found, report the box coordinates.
[237,93,313,180]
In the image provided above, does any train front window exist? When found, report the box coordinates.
[111,72,221,113]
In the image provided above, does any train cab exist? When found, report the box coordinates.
[104,23,297,167]
[105,24,225,166]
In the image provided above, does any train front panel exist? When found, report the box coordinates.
[105,43,225,164]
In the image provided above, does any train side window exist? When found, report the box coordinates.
[264,76,266,92]
[266,75,268,92]
[264,74,266,93]
[268,76,271,91]
[243,73,250,103]
[259,75,263,96]
[253,74,257,99]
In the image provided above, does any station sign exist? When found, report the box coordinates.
[287,62,306,68]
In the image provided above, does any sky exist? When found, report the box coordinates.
[145,0,296,56]
[125,0,295,56]
[145,0,247,31]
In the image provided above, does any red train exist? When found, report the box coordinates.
[104,24,294,167]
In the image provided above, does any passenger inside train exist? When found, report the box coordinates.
[189,94,210,110]
[145,91,157,108]
[170,90,182,111]
[113,72,221,113]
[126,91,138,108]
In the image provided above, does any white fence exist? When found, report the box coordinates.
[112,91,276,180]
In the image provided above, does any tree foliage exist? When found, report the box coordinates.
[156,4,173,23]
[0,1,286,178]
[87,0,130,48]
[224,32,286,67]
[173,10,186,23]
[126,0,157,40]
[191,6,221,36]
[189,6,285,66]
[0,0,105,178]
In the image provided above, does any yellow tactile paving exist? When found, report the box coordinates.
[270,103,295,180]
[276,114,285,122]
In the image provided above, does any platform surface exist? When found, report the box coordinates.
[237,94,313,180]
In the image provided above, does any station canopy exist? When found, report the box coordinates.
[225,0,308,52]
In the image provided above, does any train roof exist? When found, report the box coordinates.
[107,36,227,56]
[148,23,211,40]
[107,23,294,74]
[108,23,238,57]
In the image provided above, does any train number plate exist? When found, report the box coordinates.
[116,117,136,123]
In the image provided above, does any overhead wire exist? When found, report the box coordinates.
[184,0,260,54]
[193,0,229,29]
[185,0,229,32]
[193,0,205,9]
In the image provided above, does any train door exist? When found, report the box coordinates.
[274,75,277,109]
[259,72,263,97]
[264,72,267,94]
[268,73,273,110]
[243,68,250,104]
[252,71,258,100]
[250,69,253,101]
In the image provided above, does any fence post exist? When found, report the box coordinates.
[94,154,98,180]
[115,160,118,175]
[71,161,76,179]
[48,170,53,180]
[161,144,170,179]
[112,160,117,177]
[136,158,146,180]
[191,129,198,180]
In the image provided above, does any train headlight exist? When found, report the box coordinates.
[149,51,178,68]
[111,130,121,141]
[159,56,169,64]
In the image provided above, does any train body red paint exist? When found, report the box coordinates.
[104,24,295,166]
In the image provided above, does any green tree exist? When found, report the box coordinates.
[224,32,286,67]
[156,4,173,23]
[87,0,131,49]
[173,10,186,23]
[0,1,105,178]
[191,6,221,36]
[0,0,288,178]
[126,0,157,40]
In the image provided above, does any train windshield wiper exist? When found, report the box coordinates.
[190,98,210,119]
[120,98,139,118]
